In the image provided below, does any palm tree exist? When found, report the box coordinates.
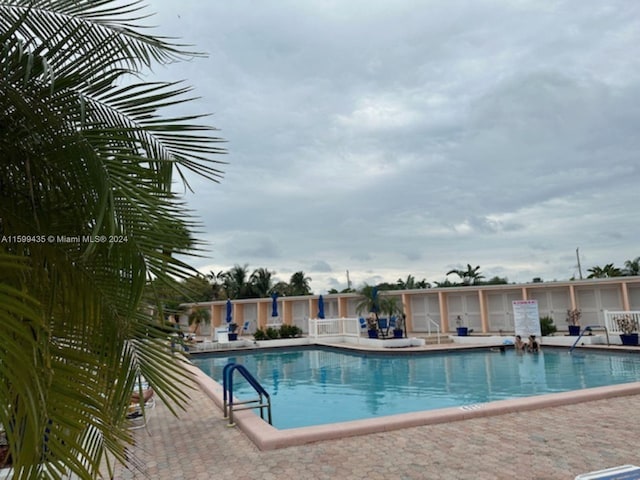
[271,280,291,296]
[587,263,622,278]
[289,271,312,296]
[207,270,226,299]
[446,264,485,285]
[397,275,416,290]
[223,264,251,299]
[0,1,224,476]
[355,284,381,321]
[250,267,275,298]
[380,296,404,319]
[623,257,640,276]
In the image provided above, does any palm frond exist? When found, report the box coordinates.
[0,0,226,476]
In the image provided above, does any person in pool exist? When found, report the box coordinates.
[514,335,527,352]
[528,335,540,353]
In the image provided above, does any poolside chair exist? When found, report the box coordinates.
[240,320,252,335]
[359,317,367,335]
[127,378,155,430]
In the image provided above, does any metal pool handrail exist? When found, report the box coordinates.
[569,325,610,353]
[223,362,272,427]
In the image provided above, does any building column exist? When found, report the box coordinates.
[621,281,631,311]
[438,291,449,332]
[569,284,577,310]
[283,299,291,325]
[402,293,413,332]
[338,296,348,317]
[478,290,489,333]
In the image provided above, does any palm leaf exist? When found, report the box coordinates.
[0,0,225,477]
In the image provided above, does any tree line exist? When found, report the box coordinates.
[161,256,640,310]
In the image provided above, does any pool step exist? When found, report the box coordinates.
[416,334,455,345]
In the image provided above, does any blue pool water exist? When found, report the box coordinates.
[192,347,640,430]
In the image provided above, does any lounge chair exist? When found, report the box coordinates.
[359,317,367,334]
[127,378,155,430]
[240,320,252,335]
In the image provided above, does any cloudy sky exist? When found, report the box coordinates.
[149,0,640,294]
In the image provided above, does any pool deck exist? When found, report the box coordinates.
[108,339,640,480]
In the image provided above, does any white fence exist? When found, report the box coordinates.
[604,310,640,334]
[308,317,361,338]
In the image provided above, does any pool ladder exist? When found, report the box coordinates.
[223,362,272,427]
[569,325,610,353]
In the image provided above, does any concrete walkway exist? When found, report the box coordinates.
[108,349,640,480]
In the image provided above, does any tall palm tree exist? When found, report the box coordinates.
[207,270,226,299]
[397,275,416,290]
[0,1,224,477]
[446,264,485,285]
[249,267,275,298]
[289,271,312,296]
[587,263,622,278]
[623,257,640,276]
[223,264,251,299]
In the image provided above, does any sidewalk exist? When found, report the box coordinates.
[109,378,640,479]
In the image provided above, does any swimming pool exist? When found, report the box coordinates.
[192,346,640,430]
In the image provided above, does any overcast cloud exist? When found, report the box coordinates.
[149,0,640,293]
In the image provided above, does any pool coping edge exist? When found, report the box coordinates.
[186,362,640,451]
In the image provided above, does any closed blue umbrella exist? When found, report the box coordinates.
[226,299,232,324]
[318,295,325,319]
[271,293,279,318]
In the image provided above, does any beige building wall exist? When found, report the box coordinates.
[183,277,640,334]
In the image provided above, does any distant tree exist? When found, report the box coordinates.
[434,278,456,287]
[397,275,416,290]
[289,271,312,295]
[380,296,404,321]
[327,287,356,294]
[396,275,430,289]
[250,267,275,297]
[587,263,622,278]
[623,257,640,276]
[355,284,381,320]
[207,270,226,299]
[223,264,252,299]
[375,282,397,291]
[483,276,509,285]
[272,281,291,296]
[181,275,215,302]
[446,264,485,285]
[188,307,210,335]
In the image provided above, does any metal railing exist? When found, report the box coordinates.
[569,325,610,353]
[223,363,272,427]
[426,315,442,344]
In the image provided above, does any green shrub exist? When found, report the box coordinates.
[265,327,280,339]
[279,324,302,338]
[254,324,302,340]
[540,316,557,336]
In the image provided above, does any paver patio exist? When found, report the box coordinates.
[107,344,640,480]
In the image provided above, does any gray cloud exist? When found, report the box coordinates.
[153,0,640,293]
